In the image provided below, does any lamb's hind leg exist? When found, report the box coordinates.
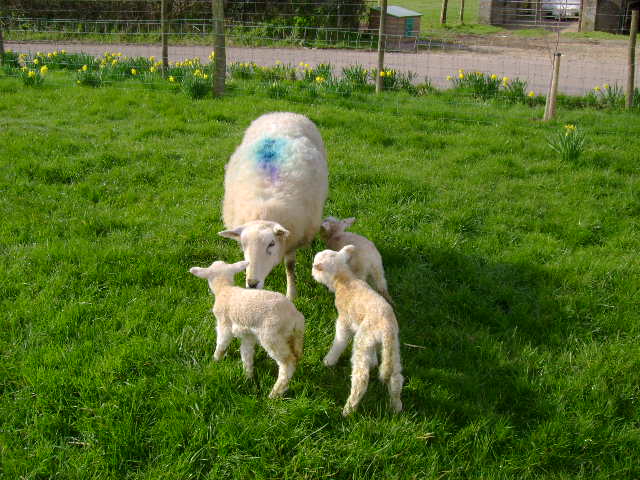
[342,335,376,416]
[284,250,297,300]
[263,337,297,398]
[240,335,257,378]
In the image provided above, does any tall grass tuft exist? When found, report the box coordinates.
[548,124,586,161]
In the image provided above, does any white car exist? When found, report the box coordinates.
[542,0,581,19]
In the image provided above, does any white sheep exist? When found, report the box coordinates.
[219,112,329,300]
[190,259,305,398]
[320,216,391,303]
[312,245,403,416]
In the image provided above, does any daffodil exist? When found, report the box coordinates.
[594,86,601,91]
[168,76,175,83]
[28,70,36,78]
[458,73,464,79]
[315,76,325,83]
[131,68,137,75]
[490,74,497,80]
[61,49,66,54]
[603,83,609,89]
[40,66,48,75]
[528,91,535,97]
[380,71,385,77]
[82,64,88,71]
[564,124,576,132]
[149,56,155,62]
[502,76,509,84]
[33,58,39,65]
[447,75,452,81]
[150,66,156,73]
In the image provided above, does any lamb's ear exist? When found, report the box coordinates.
[190,267,210,279]
[342,217,356,229]
[339,244,356,261]
[230,260,250,273]
[273,225,290,238]
[218,225,244,241]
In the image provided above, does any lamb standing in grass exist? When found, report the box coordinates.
[219,112,328,300]
[312,245,403,416]
[320,216,391,303]
[190,260,305,398]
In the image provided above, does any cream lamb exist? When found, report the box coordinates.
[312,245,403,416]
[320,216,391,303]
[190,260,305,398]
[219,112,328,300]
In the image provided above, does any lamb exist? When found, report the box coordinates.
[219,112,329,300]
[312,245,403,416]
[190,259,305,398]
[320,216,391,303]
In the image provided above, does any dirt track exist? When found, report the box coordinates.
[7,35,637,95]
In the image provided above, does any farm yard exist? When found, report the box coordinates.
[1,58,640,478]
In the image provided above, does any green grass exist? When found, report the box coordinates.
[1,71,640,479]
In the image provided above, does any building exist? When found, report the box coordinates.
[369,6,423,50]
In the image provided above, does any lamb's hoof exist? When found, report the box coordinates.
[342,404,355,417]
[323,356,336,367]
[268,388,285,399]
[391,400,403,413]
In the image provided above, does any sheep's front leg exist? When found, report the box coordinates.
[284,250,297,300]
[213,321,233,361]
[323,318,352,367]
[240,335,257,378]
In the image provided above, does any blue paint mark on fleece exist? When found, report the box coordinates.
[253,137,288,181]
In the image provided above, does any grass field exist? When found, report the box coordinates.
[1,73,640,479]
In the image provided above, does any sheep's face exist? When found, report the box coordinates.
[320,217,356,241]
[190,260,250,293]
[219,221,290,290]
[312,245,355,290]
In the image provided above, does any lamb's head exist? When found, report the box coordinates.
[312,245,356,291]
[218,220,290,290]
[320,216,356,241]
[190,260,250,293]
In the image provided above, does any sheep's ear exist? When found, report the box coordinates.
[273,225,290,238]
[190,267,210,279]
[320,220,330,232]
[342,217,356,229]
[230,260,249,273]
[339,244,356,261]
[218,226,244,241]
[313,263,324,271]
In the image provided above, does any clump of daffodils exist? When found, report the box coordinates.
[548,124,586,162]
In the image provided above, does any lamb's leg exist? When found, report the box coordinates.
[262,338,297,398]
[342,335,375,416]
[371,266,392,304]
[387,372,404,413]
[323,318,352,367]
[284,250,297,300]
[213,323,233,361]
[240,335,257,378]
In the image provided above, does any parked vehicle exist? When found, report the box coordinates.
[541,0,581,19]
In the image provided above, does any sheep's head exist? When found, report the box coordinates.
[320,216,356,240]
[190,260,249,293]
[312,245,355,291]
[218,220,290,290]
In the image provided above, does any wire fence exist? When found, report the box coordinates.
[1,0,639,113]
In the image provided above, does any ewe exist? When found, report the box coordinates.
[320,216,391,302]
[190,260,305,398]
[312,245,403,416]
[219,112,328,300]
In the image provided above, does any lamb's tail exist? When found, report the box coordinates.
[379,330,401,383]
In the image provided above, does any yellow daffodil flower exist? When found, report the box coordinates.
[82,64,88,71]
[40,66,48,75]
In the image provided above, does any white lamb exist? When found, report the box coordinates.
[190,259,305,398]
[320,216,391,303]
[219,112,329,300]
[312,245,403,416]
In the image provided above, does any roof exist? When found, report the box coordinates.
[371,5,423,17]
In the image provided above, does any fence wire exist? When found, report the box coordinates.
[1,1,639,111]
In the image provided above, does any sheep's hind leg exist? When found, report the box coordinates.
[263,338,297,398]
[284,250,297,300]
[323,318,352,367]
[240,335,257,378]
[342,335,375,416]
[213,324,233,361]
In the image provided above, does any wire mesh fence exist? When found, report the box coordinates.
[1,0,639,113]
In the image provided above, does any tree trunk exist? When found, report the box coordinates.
[626,9,639,109]
[212,0,226,97]
[375,0,387,94]
[440,0,449,24]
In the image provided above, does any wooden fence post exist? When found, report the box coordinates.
[0,16,5,58]
[626,9,639,109]
[375,0,387,94]
[440,0,449,24]
[212,0,226,97]
[543,53,562,121]
[161,0,169,71]
[459,0,465,24]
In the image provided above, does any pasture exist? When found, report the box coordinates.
[1,74,639,479]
